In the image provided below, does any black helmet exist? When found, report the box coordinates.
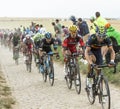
[69,15,76,22]
[45,32,52,39]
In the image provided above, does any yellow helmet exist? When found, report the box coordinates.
[69,25,77,33]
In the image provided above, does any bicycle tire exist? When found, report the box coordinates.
[26,54,32,72]
[65,65,72,89]
[15,59,18,65]
[14,49,19,65]
[42,64,47,82]
[28,64,31,72]
[48,62,54,86]
[99,76,111,109]
[86,77,95,104]
[74,64,81,94]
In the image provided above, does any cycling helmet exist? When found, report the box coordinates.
[45,32,52,39]
[26,34,31,39]
[69,15,76,22]
[97,26,107,38]
[69,25,77,33]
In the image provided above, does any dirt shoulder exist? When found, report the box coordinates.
[0,65,15,109]
[0,45,120,109]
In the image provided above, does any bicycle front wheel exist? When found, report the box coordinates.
[86,77,95,104]
[74,64,81,94]
[48,62,54,86]
[14,49,19,65]
[65,66,72,89]
[26,63,31,72]
[42,64,47,82]
[99,76,111,109]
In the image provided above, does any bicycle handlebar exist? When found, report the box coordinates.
[93,64,116,70]
[43,52,58,56]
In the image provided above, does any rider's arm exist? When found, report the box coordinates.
[85,46,93,65]
[106,37,115,62]
[108,46,115,62]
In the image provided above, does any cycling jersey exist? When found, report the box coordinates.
[23,38,34,49]
[86,34,112,50]
[40,38,58,53]
[12,35,20,46]
[86,34,112,65]
[62,34,84,53]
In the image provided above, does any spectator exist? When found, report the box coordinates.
[61,25,69,38]
[39,24,46,35]
[77,18,90,42]
[52,22,62,45]
[55,19,62,31]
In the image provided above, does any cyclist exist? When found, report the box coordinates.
[85,26,115,87]
[39,32,59,73]
[23,34,34,62]
[62,25,85,77]
[33,33,44,64]
[12,32,20,59]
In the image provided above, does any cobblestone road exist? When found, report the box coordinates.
[0,45,120,109]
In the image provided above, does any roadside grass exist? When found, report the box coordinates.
[103,63,120,87]
[0,68,15,109]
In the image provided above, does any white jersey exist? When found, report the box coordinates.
[23,37,34,44]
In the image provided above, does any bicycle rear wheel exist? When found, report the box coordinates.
[48,62,54,86]
[26,55,31,72]
[65,66,72,89]
[26,62,31,72]
[99,76,110,109]
[86,77,95,104]
[74,64,81,94]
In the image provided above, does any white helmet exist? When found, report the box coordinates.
[25,34,31,39]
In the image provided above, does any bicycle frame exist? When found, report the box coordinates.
[41,51,58,86]
[65,52,81,94]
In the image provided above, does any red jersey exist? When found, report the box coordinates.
[62,35,84,53]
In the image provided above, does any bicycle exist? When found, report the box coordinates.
[25,48,32,72]
[13,45,19,65]
[39,51,58,86]
[85,64,113,109]
[64,52,81,94]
